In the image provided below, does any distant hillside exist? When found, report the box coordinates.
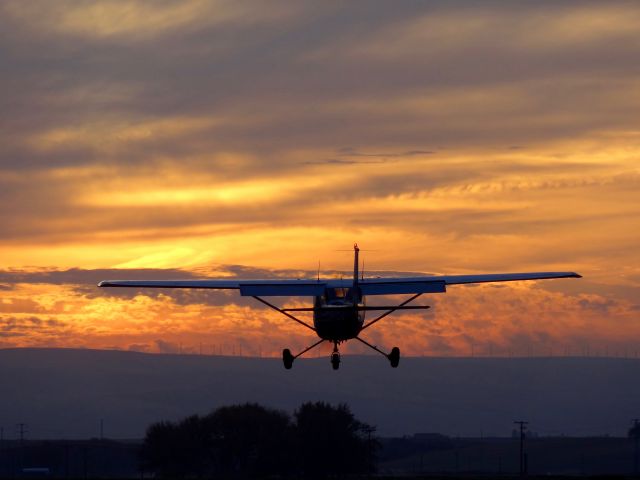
[0,348,638,439]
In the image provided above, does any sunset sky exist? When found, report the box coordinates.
[1,1,639,358]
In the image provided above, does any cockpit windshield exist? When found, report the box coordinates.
[326,287,350,301]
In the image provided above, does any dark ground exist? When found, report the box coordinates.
[379,436,639,476]
[1,436,639,478]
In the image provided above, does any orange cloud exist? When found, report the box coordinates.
[1,272,638,360]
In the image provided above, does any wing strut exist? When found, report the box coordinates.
[251,296,316,332]
[355,336,388,357]
[360,293,424,331]
[293,339,325,359]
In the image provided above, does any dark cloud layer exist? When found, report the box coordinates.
[0,268,196,285]
[1,1,639,171]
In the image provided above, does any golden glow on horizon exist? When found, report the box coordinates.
[2,280,639,357]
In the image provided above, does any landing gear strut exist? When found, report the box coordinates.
[281,339,325,369]
[356,337,401,368]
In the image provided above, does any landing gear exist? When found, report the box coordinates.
[283,339,398,370]
[282,349,294,369]
[388,346,400,368]
[331,342,341,370]
[257,290,427,370]
[331,352,341,370]
[355,337,401,368]
[281,339,325,369]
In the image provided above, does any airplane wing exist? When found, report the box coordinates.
[99,271,580,296]
[98,279,326,296]
[351,271,581,295]
[98,280,242,289]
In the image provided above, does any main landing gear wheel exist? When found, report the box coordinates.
[387,346,400,368]
[331,352,341,370]
[282,348,294,369]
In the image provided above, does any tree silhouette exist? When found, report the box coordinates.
[141,421,178,477]
[207,403,292,477]
[294,401,377,477]
[142,401,377,478]
[141,415,212,478]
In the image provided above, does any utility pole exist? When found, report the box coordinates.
[363,425,376,474]
[632,418,640,475]
[16,423,27,443]
[514,421,528,476]
[16,423,27,473]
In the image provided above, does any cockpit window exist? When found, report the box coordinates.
[326,287,349,300]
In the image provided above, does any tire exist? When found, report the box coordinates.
[389,346,400,368]
[282,348,294,369]
[331,352,340,370]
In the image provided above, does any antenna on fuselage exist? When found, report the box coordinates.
[353,243,360,289]
[317,260,321,282]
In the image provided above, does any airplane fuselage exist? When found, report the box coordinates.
[312,288,365,341]
[311,243,366,341]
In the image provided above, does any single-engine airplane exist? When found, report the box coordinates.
[99,244,580,370]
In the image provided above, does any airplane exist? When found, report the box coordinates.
[99,244,581,370]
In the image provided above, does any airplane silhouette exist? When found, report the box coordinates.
[99,244,580,369]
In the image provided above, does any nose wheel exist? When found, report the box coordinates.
[331,342,341,370]
[331,352,341,370]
